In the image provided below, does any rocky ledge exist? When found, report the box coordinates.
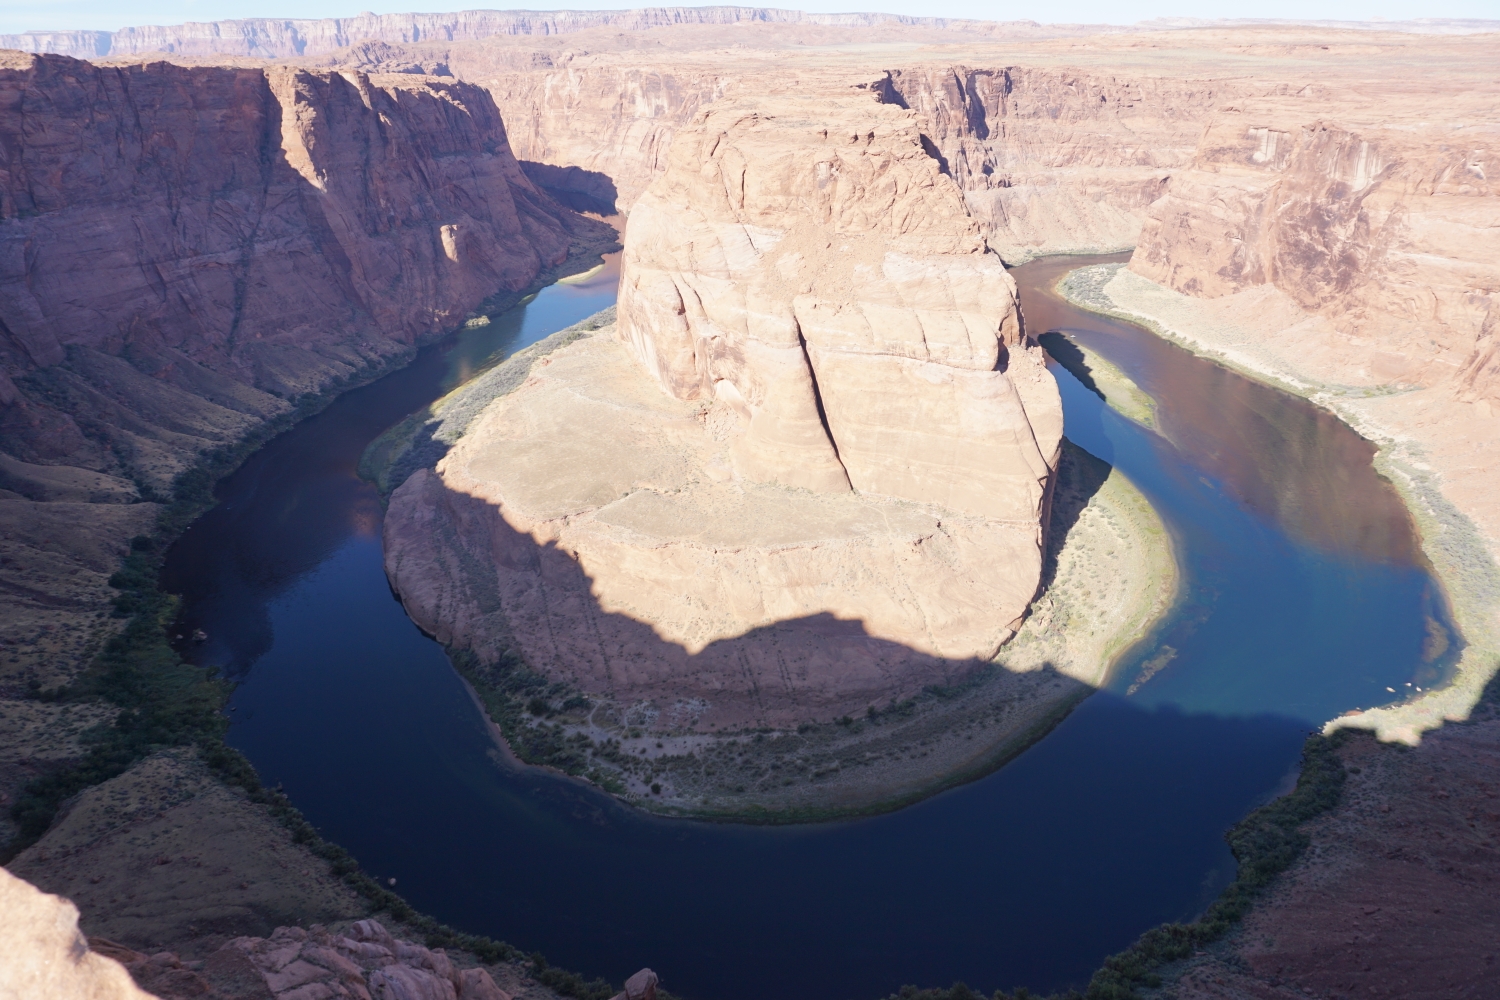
[1,865,660,1000]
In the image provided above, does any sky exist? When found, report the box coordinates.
[1,0,1496,36]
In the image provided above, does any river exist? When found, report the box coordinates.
[160,252,1450,1000]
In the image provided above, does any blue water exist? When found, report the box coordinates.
[161,252,1448,1000]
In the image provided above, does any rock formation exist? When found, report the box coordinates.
[111,920,518,1000]
[2,862,658,1000]
[0,52,587,485]
[3,15,1498,998]
[383,95,1062,729]
[0,51,610,698]
[0,867,156,1000]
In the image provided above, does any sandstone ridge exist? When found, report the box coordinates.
[384,95,1063,731]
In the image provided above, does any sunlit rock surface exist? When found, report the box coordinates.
[385,96,1062,729]
[0,867,156,1000]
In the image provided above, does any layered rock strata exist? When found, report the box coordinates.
[0,51,608,695]
[384,96,1062,730]
[0,8,1105,61]
[314,24,1494,270]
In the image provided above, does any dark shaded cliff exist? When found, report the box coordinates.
[0,48,609,697]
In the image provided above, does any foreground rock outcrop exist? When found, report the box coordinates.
[0,867,154,1000]
[97,920,520,1000]
[7,749,367,946]
[384,95,1062,732]
[3,863,659,1000]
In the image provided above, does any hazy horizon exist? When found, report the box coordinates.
[3,0,1497,38]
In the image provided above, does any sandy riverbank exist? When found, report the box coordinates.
[1059,263,1500,744]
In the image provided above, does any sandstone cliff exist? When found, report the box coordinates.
[0,52,583,485]
[0,51,607,697]
[383,95,1062,731]
[319,29,1236,260]
[1104,83,1500,737]
[321,24,1495,273]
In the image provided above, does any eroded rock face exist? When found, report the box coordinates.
[0,52,580,477]
[617,96,1056,516]
[384,96,1061,729]
[0,50,606,699]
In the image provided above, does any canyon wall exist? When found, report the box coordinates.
[338,41,1229,259]
[1131,94,1497,401]
[0,8,1095,61]
[0,50,605,691]
[1105,83,1500,736]
[874,67,1218,260]
[383,95,1062,729]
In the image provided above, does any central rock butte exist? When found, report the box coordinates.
[383,95,1063,728]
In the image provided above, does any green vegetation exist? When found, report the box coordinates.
[450,648,628,793]
[878,731,1349,1000]
[7,535,229,845]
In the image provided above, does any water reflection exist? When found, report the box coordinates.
[159,255,619,677]
[1017,255,1457,715]
[156,253,1450,1000]
[1021,255,1422,566]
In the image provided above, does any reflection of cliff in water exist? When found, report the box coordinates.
[157,255,1459,1000]
[1020,254,1459,713]
[1023,254,1423,567]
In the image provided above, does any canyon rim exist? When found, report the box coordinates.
[0,9,1497,1000]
